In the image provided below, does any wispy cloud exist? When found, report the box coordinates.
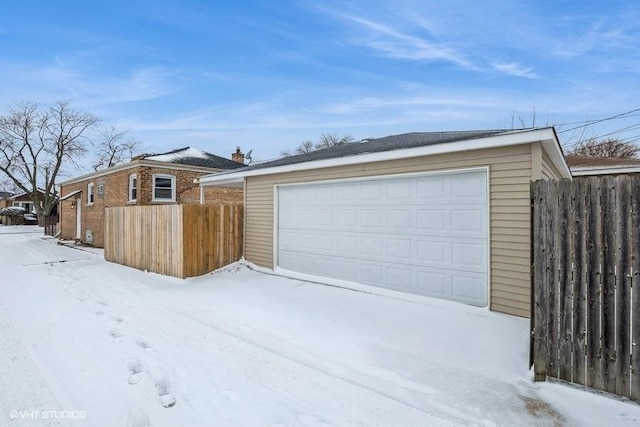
[491,62,537,79]
[350,16,472,65]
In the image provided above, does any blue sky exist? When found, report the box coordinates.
[1,0,639,163]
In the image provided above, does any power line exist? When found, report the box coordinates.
[557,108,640,134]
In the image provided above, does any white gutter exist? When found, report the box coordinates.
[571,165,640,176]
[200,128,570,186]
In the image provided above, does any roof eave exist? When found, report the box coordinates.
[571,165,640,176]
[200,128,570,185]
[59,160,225,186]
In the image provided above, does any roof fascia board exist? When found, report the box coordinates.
[571,166,640,176]
[540,127,571,178]
[60,160,223,186]
[201,128,566,185]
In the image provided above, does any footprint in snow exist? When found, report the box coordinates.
[109,330,123,343]
[155,377,177,408]
[97,301,108,307]
[127,407,151,427]
[618,413,640,423]
[95,310,105,318]
[128,359,143,385]
[136,340,153,353]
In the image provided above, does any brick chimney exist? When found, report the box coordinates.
[232,147,245,164]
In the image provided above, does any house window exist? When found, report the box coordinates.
[98,182,105,196]
[12,201,34,213]
[87,183,95,205]
[152,174,176,202]
[129,174,137,202]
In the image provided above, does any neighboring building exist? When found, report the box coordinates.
[7,189,45,214]
[0,192,12,210]
[59,147,244,247]
[0,189,56,225]
[565,154,640,176]
[200,128,570,318]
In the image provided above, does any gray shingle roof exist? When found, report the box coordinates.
[141,147,244,170]
[237,129,520,173]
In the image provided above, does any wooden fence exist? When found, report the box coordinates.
[104,204,243,278]
[44,214,59,236]
[531,175,640,401]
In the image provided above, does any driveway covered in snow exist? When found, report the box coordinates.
[0,227,638,426]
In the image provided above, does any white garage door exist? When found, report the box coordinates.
[276,170,489,306]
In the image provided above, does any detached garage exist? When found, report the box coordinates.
[200,128,570,317]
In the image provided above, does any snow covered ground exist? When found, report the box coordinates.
[0,227,639,427]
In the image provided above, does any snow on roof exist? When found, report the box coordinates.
[60,189,82,200]
[144,147,210,162]
[140,147,244,170]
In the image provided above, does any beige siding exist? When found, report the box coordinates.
[245,144,535,317]
[541,147,563,180]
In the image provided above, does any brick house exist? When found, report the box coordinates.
[59,147,245,247]
[0,189,56,225]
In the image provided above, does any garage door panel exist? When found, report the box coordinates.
[361,210,384,228]
[360,182,383,199]
[417,270,449,296]
[387,180,414,199]
[417,240,448,264]
[387,238,413,259]
[387,267,415,291]
[451,209,486,235]
[451,272,488,304]
[361,263,386,285]
[451,173,487,201]
[451,242,487,271]
[417,175,448,199]
[277,171,488,306]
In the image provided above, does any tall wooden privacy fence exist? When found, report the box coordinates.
[104,204,243,279]
[531,175,640,402]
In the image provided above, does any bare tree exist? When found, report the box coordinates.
[0,176,19,194]
[567,138,639,158]
[281,133,354,157]
[315,132,354,149]
[91,125,144,170]
[280,140,314,157]
[0,100,98,224]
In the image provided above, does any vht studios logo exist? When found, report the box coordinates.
[10,409,87,420]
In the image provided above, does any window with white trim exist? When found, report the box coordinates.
[128,174,137,202]
[152,174,175,202]
[87,182,95,205]
[12,201,34,213]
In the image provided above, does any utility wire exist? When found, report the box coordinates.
[557,108,640,134]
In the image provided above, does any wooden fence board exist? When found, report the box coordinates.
[546,180,559,378]
[532,180,548,380]
[586,177,603,388]
[632,176,640,400]
[573,178,587,386]
[616,176,632,396]
[558,179,574,382]
[601,176,617,392]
